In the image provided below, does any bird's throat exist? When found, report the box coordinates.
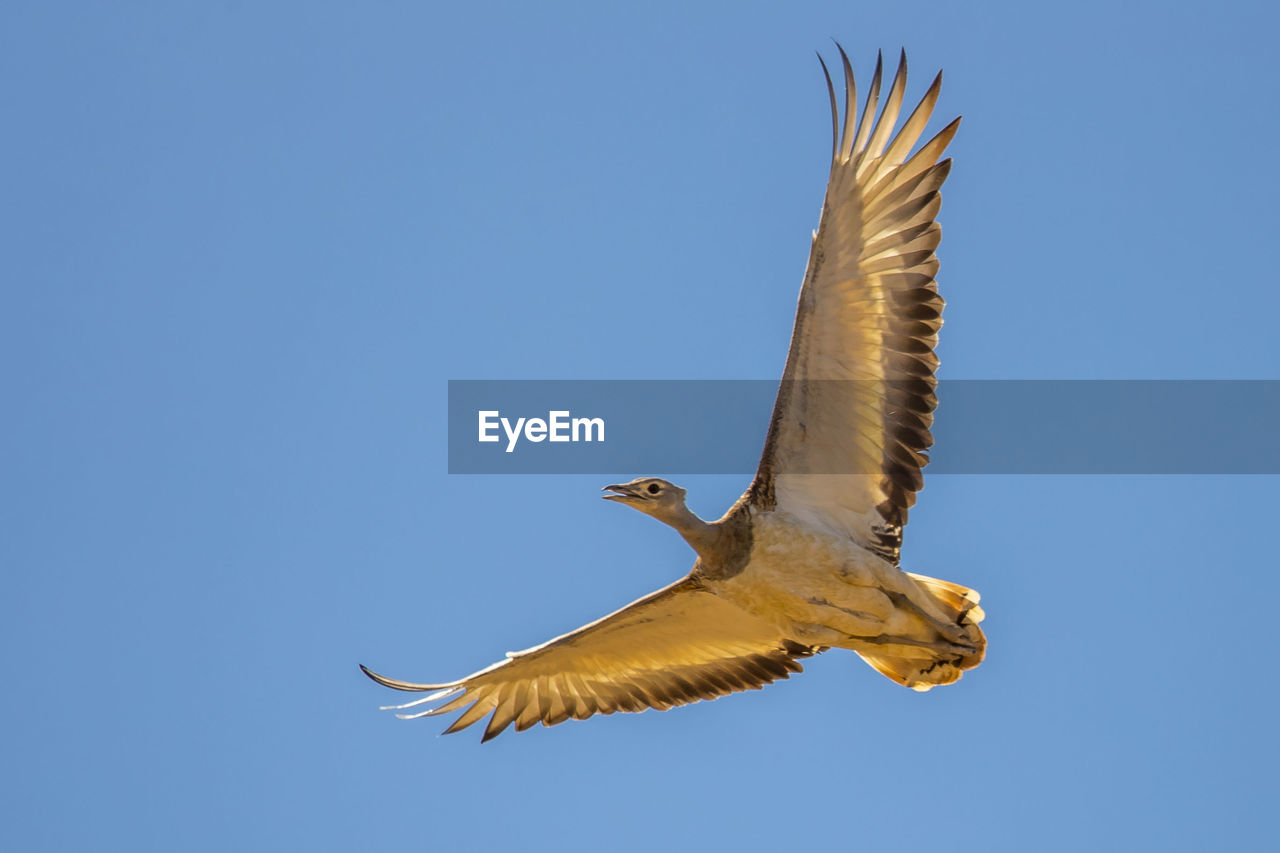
[666,505,720,560]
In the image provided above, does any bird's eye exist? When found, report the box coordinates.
[647,483,661,495]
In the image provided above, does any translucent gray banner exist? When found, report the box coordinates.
[447,380,1280,474]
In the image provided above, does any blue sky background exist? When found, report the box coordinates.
[4,1,1278,850]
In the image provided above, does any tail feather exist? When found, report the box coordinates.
[861,573,986,692]
[905,571,986,625]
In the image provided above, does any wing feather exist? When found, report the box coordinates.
[875,71,943,179]
[360,577,820,740]
[850,50,882,158]
[747,47,957,564]
[858,50,909,178]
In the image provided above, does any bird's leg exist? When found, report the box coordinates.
[800,585,893,640]
[882,590,973,647]
[836,562,972,646]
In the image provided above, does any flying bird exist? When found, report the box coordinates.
[362,47,985,741]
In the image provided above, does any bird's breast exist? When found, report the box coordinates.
[702,511,905,632]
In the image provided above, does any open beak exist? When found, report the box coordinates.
[602,483,639,502]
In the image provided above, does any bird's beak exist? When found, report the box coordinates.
[602,483,638,502]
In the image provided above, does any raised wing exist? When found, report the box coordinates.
[361,577,819,741]
[747,48,958,565]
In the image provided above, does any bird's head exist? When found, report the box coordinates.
[601,477,689,524]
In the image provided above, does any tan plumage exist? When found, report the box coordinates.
[362,47,985,740]
[363,577,817,742]
[751,47,959,566]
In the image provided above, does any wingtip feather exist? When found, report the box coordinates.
[360,663,454,693]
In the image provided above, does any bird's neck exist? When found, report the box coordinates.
[666,505,719,559]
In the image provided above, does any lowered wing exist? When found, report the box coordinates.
[361,576,819,741]
[748,48,957,565]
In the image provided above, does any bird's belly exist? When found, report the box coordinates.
[703,512,913,642]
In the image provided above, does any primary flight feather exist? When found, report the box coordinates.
[362,46,985,741]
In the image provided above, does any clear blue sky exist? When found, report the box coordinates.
[3,2,1278,850]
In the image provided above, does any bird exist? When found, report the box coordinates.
[361,46,985,741]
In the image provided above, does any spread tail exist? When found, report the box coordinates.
[861,573,986,692]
